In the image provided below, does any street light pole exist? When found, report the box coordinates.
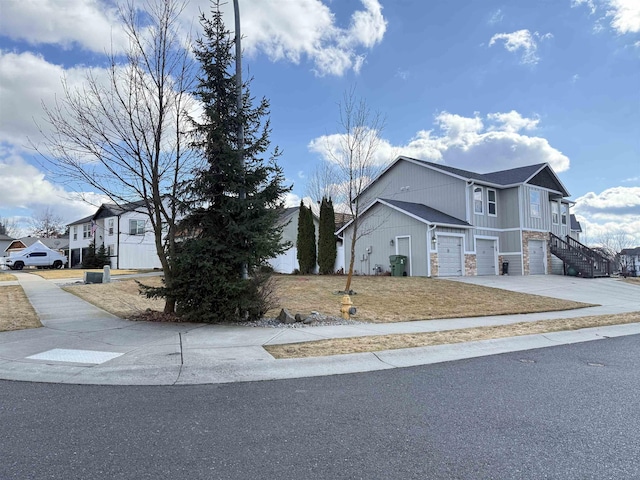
[233,0,248,280]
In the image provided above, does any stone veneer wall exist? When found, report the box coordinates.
[522,231,551,275]
[498,255,504,275]
[464,254,476,276]
[430,253,439,277]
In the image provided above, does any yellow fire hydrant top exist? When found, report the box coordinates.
[341,294,354,320]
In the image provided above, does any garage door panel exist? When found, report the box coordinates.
[476,239,496,276]
[438,236,463,277]
[528,240,545,275]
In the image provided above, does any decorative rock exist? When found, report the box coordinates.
[302,317,314,325]
[277,308,296,324]
[294,313,304,322]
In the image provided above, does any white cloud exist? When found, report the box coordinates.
[488,8,504,25]
[573,186,640,245]
[0,146,108,233]
[0,0,128,53]
[572,0,640,36]
[180,0,387,76]
[0,51,103,148]
[0,0,387,77]
[607,0,640,34]
[489,29,553,65]
[308,110,570,174]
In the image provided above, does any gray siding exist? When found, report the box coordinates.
[360,160,467,221]
[502,254,523,276]
[342,203,429,276]
[522,185,552,231]
[500,188,521,228]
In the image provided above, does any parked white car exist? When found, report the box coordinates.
[5,241,67,270]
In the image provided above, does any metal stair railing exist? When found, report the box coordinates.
[549,233,610,278]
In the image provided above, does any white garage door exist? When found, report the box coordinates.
[476,239,497,276]
[528,240,545,275]
[438,236,463,277]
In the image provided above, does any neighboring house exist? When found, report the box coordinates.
[337,156,606,277]
[268,206,320,274]
[0,234,15,257]
[4,236,69,257]
[68,201,162,269]
[620,247,640,275]
[570,214,582,242]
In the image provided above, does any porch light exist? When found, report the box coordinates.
[390,239,394,246]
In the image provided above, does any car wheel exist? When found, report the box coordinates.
[14,262,24,270]
[53,261,62,269]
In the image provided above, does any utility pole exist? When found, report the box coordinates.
[233,0,248,280]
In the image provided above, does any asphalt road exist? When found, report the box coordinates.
[2,335,640,480]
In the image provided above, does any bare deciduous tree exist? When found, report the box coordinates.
[0,217,18,238]
[322,88,386,292]
[597,229,635,271]
[30,207,65,238]
[35,0,197,313]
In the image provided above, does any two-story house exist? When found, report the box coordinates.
[68,201,162,269]
[337,156,607,277]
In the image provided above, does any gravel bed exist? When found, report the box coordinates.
[239,312,367,328]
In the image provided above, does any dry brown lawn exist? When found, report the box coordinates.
[269,275,592,322]
[61,274,593,322]
[0,272,17,282]
[63,276,165,318]
[30,269,155,280]
[0,285,42,332]
[265,311,640,359]
[622,277,640,286]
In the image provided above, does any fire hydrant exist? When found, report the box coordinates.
[341,295,357,320]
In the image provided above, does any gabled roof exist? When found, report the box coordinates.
[367,156,570,197]
[570,214,582,232]
[621,247,640,256]
[336,198,472,234]
[5,236,68,252]
[68,200,149,226]
[68,214,95,227]
[0,234,14,241]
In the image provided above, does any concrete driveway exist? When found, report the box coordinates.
[447,275,639,311]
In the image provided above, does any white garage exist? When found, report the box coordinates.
[437,235,463,277]
[476,239,497,276]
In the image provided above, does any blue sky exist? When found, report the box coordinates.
[0,0,638,244]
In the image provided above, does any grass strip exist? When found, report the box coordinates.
[264,312,640,359]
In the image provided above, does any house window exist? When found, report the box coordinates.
[552,202,559,224]
[73,226,77,241]
[530,190,541,217]
[129,219,145,235]
[108,219,114,236]
[561,204,567,225]
[474,187,483,214]
[107,245,115,256]
[487,189,497,216]
[83,223,91,239]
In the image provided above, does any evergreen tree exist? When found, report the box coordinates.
[318,197,337,274]
[166,2,290,322]
[82,243,97,269]
[296,201,316,274]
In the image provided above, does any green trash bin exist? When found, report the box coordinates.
[389,255,407,277]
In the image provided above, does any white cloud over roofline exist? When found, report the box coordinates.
[489,29,553,65]
[308,110,570,174]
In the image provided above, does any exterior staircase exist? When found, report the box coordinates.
[549,233,611,278]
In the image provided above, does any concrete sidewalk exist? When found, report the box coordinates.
[1,273,639,386]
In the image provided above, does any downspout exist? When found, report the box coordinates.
[116,216,120,270]
[427,224,437,277]
[466,181,474,224]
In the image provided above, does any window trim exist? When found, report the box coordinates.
[129,219,145,236]
[83,223,91,239]
[561,204,568,225]
[551,202,559,224]
[474,187,484,215]
[529,190,541,218]
[108,219,114,236]
[73,226,77,241]
[487,189,497,217]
